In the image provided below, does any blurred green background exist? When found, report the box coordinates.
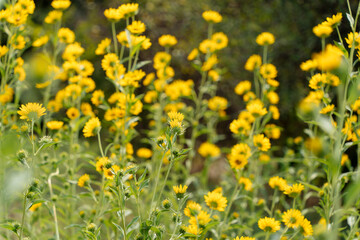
[30,0,355,145]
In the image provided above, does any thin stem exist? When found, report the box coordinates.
[97,131,105,158]
[155,160,174,211]
[217,184,240,237]
[270,189,278,217]
[336,26,344,46]
[149,151,167,216]
[112,22,118,56]
[48,169,60,240]
[19,193,27,240]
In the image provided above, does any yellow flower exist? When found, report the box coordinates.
[323,13,342,28]
[127,20,146,34]
[246,100,267,118]
[238,177,252,191]
[58,28,75,44]
[14,66,26,81]
[208,96,227,112]
[283,183,305,197]
[95,38,111,55]
[208,70,220,81]
[51,0,71,10]
[29,203,42,212]
[136,148,153,158]
[102,53,119,71]
[18,103,46,121]
[11,35,26,50]
[269,105,280,120]
[83,117,101,138]
[258,217,280,232]
[104,165,120,180]
[189,211,211,226]
[235,81,251,95]
[104,8,123,22]
[187,48,199,61]
[66,107,80,120]
[269,176,287,191]
[173,184,188,198]
[256,32,275,46]
[45,10,63,24]
[300,59,318,71]
[245,54,262,71]
[158,34,177,47]
[184,200,201,217]
[320,104,335,114]
[313,44,343,71]
[32,35,49,47]
[144,91,158,103]
[309,73,327,90]
[229,118,251,135]
[0,45,8,57]
[253,134,271,152]
[267,91,279,104]
[198,142,220,158]
[78,174,90,187]
[143,73,155,86]
[168,111,184,130]
[118,3,139,18]
[345,32,360,49]
[282,209,304,228]
[264,124,281,139]
[259,153,270,163]
[260,63,277,79]
[202,54,218,71]
[91,90,104,106]
[234,237,255,240]
[204,191,227,211]
[185,224,201,235]
[313,23,333,38]
[62,42,84,60]
[228,143,251,169]
[81,103,94,117]
[341,154,349,166]
[199,39,217,53]
[299,217,313,237]
[212,32,228,50]
[202,10,222,23]
[46,121,64,130]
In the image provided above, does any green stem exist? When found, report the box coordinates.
[48,169,60,240]
[112,22,118,56]
[155,159,174,211]
[19,193,27,240]
[269,189,278,217]
[217,184,240,237]
[98,131,105,158]
[149,151,167,215]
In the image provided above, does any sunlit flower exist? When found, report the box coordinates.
[78,174,90,187]
[256,32,275,46]
[173,184,188,198]
[202,10,222,23]
[46,121,64,130]
[18,103,46,121]
[83,117,101,137]
[204,191,227,211]
[258,217,280,232]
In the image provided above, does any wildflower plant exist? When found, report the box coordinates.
[1,1,360,240]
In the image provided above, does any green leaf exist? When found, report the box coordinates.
[112,222,125,237]
[126,216,139,231]
[345,180,360,208]
[299,181,322,193]
[346,13,354,28]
